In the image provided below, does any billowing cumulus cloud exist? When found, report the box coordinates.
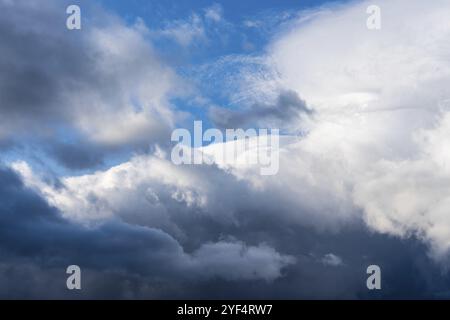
[259,0,450,260]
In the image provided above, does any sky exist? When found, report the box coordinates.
[1,0,450,299]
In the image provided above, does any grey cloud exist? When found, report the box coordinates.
[48,142,105,170]
[190,240,295,281]
[209,89,312,129]
[0,166,294,298]
[0,0,177,158]
[321,253,344,267]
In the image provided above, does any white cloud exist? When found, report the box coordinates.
[321,253,343,267]
[190,240,295,281]
[12,133,358,236]
[72,21,179,146]
[260,0,450,260]
[158,14,206,47]
[204,4,223,23]
[176,0,450,261]
[353,112,450,259]
[156,4,228,48]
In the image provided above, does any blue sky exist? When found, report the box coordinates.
[102,0,337,27]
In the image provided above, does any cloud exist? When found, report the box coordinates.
[190,240,295,281]
[12,134,360,236]
[158,14,206,47]
[153,4,226,48]
[204,4,223,23]
[0,0,179,151]
[177,0,450,267]
[48,141,105,170]
[231,0,450,261]
[353,112,450,259]
[209,89,312,129]
[0,166,294,298]
[10,158,450,298]
[187,54,283,108]
[321,253,343,267]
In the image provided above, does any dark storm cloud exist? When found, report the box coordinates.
[209,90,312,129]
[168,205,450,299]
[0,166,183,287]
[0,167,295,298]
[0,165,448,299]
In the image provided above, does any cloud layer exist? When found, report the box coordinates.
[2,0,450,299]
